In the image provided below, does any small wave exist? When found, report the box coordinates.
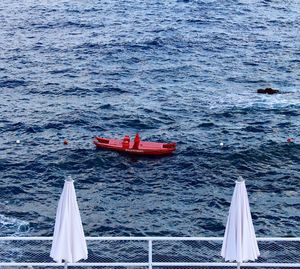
[49,68,74,74]
[28,88,60,95]
[118,118,159,130]
[144,37,164,47]
[99,104,112,109]
[0,79,28,88]
[243,61,259,66]
[0,186,27,195]
[187,19,207,24]
[75,42,104,50]
[63,21,104,29]
[226,77,267,84]
[197,122,215,128]
[0,214,30,236]
[3,122,26,132]
[283,191,298,197]
[199,217,224,233]
[242,125,267,133]
[65,86,91,95]
[128,38,167,51]
[94,87,128,94]
[30,22,56,29]
[61,116,89,126]
[42,122,65,130]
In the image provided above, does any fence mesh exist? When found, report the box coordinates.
[0,238,299,268]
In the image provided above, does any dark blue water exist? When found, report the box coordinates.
[0,0,299,238]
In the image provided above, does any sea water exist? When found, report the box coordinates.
[0,0,299,237]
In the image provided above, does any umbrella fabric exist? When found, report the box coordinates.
[221,180,260,263]
[50,180,88,263]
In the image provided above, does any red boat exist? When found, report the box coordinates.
[93,134,176,156]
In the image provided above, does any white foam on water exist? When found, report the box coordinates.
[283,190,298,197]
[0,214,30,236]
[224,93,299,113]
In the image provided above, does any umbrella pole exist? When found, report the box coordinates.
[64,261,68,269]
[237,262,241,269]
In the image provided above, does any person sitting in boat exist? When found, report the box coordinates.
[122,135,130,149]
[132,133,140,149]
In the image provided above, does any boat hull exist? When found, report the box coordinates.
[93,137,176,156]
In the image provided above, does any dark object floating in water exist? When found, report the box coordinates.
[93,133,176,156]
[257,87,280,94]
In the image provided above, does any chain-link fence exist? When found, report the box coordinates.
[0,237,299,268]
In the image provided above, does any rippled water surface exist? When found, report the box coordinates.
[0,0,299,237]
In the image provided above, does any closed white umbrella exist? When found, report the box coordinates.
[50,176,88,268]
[221,176,260,268]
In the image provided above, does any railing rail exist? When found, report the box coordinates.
[0,236,299,268]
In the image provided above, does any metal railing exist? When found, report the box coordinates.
[0,236,300,268]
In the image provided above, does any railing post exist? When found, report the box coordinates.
[148,239,152,269]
